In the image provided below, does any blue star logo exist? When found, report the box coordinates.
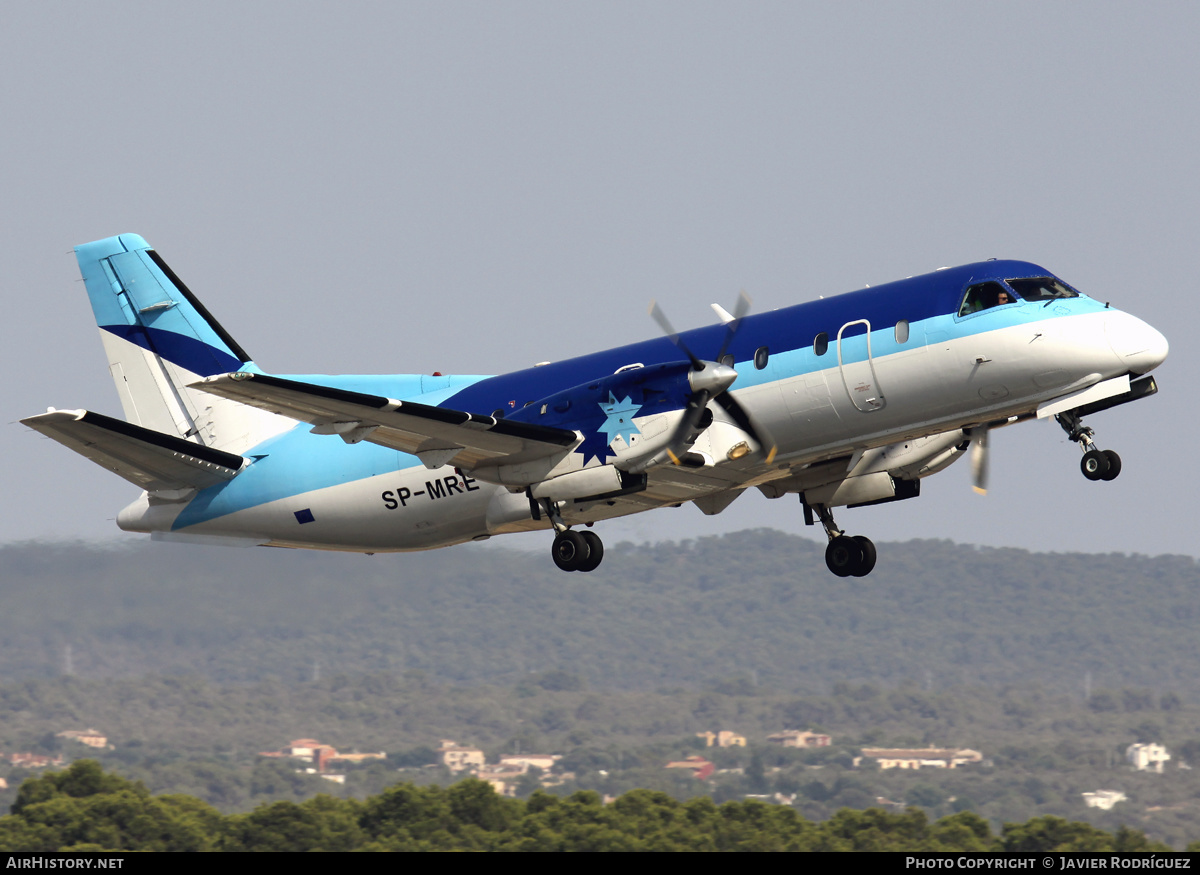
[599,391,641,447]
[577,392,643,465]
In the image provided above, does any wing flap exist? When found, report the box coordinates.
[22,409,244,494]
[193,373,579,469]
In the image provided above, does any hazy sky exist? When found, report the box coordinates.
[4,2,1195,560]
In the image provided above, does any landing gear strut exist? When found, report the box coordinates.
[804,499,876,578]
[542,499,604,573]
[1055,411,1122,482]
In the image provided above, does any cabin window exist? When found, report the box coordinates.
[719,354,735,368]
[813,332,829,356]
[958,281,1012,316]
[754,346,770,369]
[895,320,909,344]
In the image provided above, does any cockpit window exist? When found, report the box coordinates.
[1006,277,1079,302]
[958,281,1015,316]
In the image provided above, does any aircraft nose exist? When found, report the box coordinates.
[1105,311,1169,375]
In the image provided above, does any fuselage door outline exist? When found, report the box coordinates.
[837,319,886,413]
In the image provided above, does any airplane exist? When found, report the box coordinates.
[23,234,1168,577]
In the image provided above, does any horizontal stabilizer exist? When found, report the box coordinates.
[22,409,244,495]
[193,373,579,469]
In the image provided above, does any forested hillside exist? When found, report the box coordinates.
[1,532,1196,695]
[3,534,1199,847]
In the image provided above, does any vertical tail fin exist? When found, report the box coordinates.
[77,234,291,454]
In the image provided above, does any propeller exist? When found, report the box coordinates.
[715,290,752,362]
[648,296,777,464]
[967,426,988,495]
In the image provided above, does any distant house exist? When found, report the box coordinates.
[497,754,560,773]
[264,738,338,772]
[329,751,387,765]
[697,730,747,748]
[767,730,831,748]
[476,768,522,797]
[258,738,384,773]
[1082,790,1127,810]
[857,747,982,770]
[1126,743,1171,773]
[9,753,64,769]
[437,740,485,773]
[56,728,107,749]
[665,756,715,781]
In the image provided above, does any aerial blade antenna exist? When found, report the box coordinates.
[968,426,989,495]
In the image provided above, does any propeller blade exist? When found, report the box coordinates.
[968,426,988,495]
[649,301,705,371]
[666,389,712,464]
[715,290,752,363]
[715,393,777,464]
[649,297,773,466]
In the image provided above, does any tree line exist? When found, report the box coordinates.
[0,761,1175,852]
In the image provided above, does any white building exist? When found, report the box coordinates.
[1126,743,1170,773]
[1082,790,1126,810]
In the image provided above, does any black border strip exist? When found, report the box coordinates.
[78,411,244,470]
[488,418,579,446]
[245,375,578,445]
[249,374,392,410]
[145,249,252,364]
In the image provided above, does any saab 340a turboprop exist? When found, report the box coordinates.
[23,234,1168,576]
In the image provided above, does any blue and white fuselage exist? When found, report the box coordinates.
[24,235,1167,576]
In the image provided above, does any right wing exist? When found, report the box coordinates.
[192,373,580,470]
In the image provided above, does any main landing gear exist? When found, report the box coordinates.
[541,499,605,573]
[552,529,604,573]
[805,499,877,578]
[1055,411,1122,482]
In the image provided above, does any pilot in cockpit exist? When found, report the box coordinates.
[959,281,1016,316]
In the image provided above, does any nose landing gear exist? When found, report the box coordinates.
[1056,411,1121,482]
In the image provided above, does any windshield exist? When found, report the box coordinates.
[1006,277,1079,302]
[958,281,1015,316]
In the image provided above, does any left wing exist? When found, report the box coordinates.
[22,408,244,495]
[193,373,579,470]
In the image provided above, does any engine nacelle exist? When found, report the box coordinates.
[528,465,647,504]
[758,429,968,509]
[480,360,725,485]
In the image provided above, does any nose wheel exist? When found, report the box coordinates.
[1081,448,1121,481]
[1056,411,1122,482]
